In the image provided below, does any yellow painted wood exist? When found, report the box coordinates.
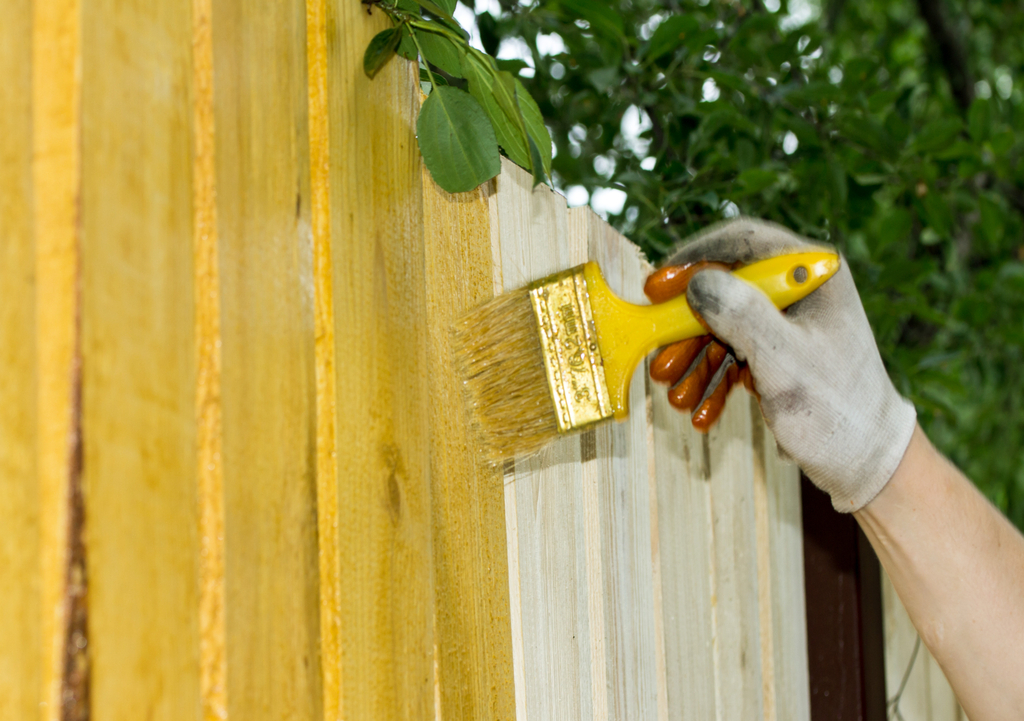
[32,0,82,714]
[327,5,435,718]
[191,0,227,715]
[80,0,202,716]
[422,175,517,721]
[0,0,40,715]
[210,0,323,715]
[306,0,341,719]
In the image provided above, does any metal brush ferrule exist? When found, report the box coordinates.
[528,265,614,434]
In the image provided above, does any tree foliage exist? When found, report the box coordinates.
[473,0,1024,526]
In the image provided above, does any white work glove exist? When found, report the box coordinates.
[663,218,917,512]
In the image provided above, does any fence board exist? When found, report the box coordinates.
[10,18,821,717]
[32,0,82,714]
[422,177,517,721]
[761,420,811,721]
[490,160,811,720]
[80,0,202,716]
[326,5,435,718]
[493,159,593,721]
[576,208,662,721]
[210,0,323,715]
[0,1,39,716]
[652,388,719,719]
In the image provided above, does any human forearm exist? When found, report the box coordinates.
[856,425,1024,721]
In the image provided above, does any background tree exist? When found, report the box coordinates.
[469,0,1024,526]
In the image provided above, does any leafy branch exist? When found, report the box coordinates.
[362,0,552,193]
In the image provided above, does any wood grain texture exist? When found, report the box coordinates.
[707,391,765,720]
[210,0,323,715]
[651,374,719,720]
[882,570,964,721]
[32,0,82,713]
[760,416,811,721]
[0,0,40,715]
[191,0,226,715]
[575,208,661,721]
[306,0,340,718]
[80,0,201,715]
[327,4,435,718]
[493,160,592,721]
[422,175,516,721]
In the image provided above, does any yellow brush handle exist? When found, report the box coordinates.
[584,251,841,419]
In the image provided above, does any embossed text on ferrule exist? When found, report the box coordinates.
[529,265,613,434]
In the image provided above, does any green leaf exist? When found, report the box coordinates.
[734,168,778,196]
[433,0,457,15]
[516,79,552,177]
[417,85,501,193]
[556,0,624,45]
[968,98,992,142]
[496,58,530,75]
[411,0,457,23]
[397,24,417,60]
[363,27,401,79]
[646,15,700,62]
[527,133,548,187]
[921,192,953,239]
[464,57,530,168]
[417,29,464,77]
[912,117,964,154]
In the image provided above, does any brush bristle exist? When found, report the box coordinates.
[454,289,560,463]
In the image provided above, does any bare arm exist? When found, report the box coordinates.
[856,425,1024,721]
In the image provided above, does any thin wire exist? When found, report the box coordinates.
[887,634,922,721]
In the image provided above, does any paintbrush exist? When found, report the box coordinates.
[454,251,840,462]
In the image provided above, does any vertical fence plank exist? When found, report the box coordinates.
[327,4,435,718]
[210,0,323,715]
[0,0,39,715]
[191,0,227,713]
[80,0,202,715]
[306,0,340,718]
[493,159,592,721]
[33,0,82,713]
[651,378,719,720]
[760,417,811,721]
[708,391,765,720]
[422,176,517,721]
[576,209,661,721]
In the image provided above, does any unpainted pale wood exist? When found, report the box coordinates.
[651,375,719,720]
[707,390,766,720]
[210,0,323,715]
[327,4,435,717]
[492,159,593,721]
[422,174,517,721]
[80,0,202,715]
[575,207,662,721]
[760,414,811,721]
[33,0,82,714]
[0,1,40,715]
[883,569,965,721]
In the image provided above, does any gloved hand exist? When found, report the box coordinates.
[647,218,917,512]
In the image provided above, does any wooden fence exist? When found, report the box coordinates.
[0,0,964,719]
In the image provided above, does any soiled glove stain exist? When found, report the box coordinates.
[649,217,917,512]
